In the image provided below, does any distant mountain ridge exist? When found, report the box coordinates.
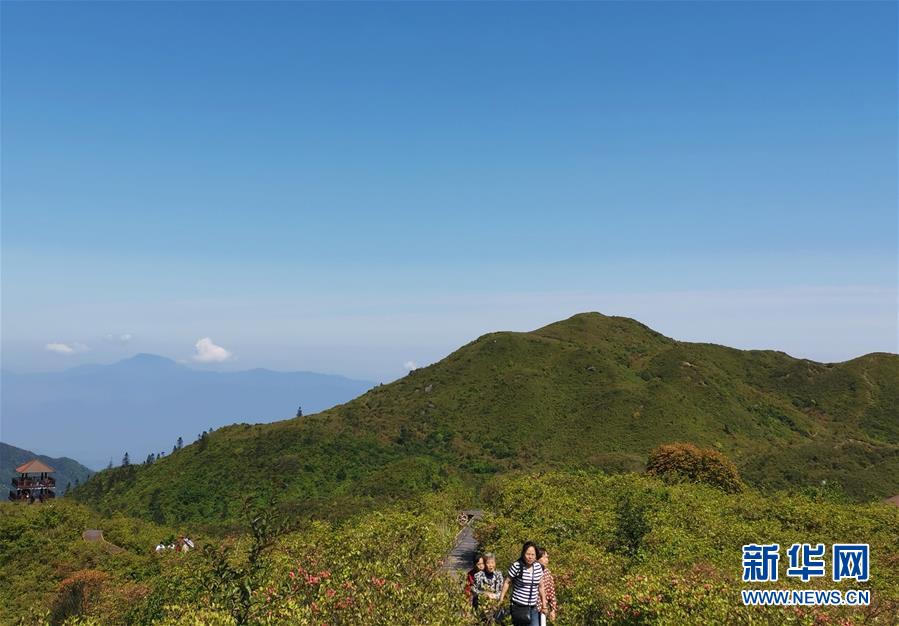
[1,355,375,469]
[0,442,94,494]
[72,313,899,528]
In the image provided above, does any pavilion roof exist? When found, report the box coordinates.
[15,459,56,474]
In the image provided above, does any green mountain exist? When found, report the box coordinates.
[1,442,94,496]
[72,312,899,527]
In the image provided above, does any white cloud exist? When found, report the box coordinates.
[46,343,75,355]
[104,332,133,345]
[403,360,418,371]
[45,342,90,355]
[192,337,233,363]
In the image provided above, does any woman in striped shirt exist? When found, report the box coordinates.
[498,541,546,626]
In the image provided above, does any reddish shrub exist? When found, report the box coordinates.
[646,443,743,492]
[51,569,109,624]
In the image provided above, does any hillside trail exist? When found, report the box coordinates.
[82,529,125,554]
[441,509,485,574]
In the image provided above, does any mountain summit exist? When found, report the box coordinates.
[113,353,182,369]
[72,313,899,526]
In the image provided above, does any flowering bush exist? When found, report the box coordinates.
[51,570,109,624]
[645,443,744,492]
[146,492,476,625]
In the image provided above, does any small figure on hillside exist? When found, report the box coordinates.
[465,553,485,606]
[536,547,557,624]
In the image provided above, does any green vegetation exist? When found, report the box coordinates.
[0,499,175,625]
[1,491,471,625]
[6,471,897,624]
[476,471,899,624]
[71,431,462,533]
[16,312,889,623]
[71,313,898,529]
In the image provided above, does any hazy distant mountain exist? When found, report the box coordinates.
[0,354,374,469]
[0,442,94,494]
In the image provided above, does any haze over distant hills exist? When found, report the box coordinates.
[0,354,374,469]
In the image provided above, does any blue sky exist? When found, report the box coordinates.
[2,1,896,380]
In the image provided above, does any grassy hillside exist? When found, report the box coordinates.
[2,490,468,625]
[12,473,898,625]
[0,499,175,625]
[71,313,899,527]
[1,442,94,495]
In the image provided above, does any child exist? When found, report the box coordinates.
[537,547,557,624]
[473,552,504,612]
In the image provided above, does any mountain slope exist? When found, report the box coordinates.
[0,442,94,494]
[72,313,899,526]
[1,354,375,469]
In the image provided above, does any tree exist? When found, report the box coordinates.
[200,507,284,624]
[296,405,303,418]
[145,453,155,465]
[148,488,165,524]
[122,452,130,467]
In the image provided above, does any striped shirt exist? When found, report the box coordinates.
[507,560,544,606]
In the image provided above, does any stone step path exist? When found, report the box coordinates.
[441,509,485,573]
[82,529,124,553]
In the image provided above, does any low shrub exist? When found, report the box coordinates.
[646,443,744,492]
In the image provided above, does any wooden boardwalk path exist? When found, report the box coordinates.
[441,509,485,573]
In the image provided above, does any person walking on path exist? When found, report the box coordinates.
[536,547,557,624]
[473,552,504,617]
[466,553,486,606]
[498,541,546,626]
